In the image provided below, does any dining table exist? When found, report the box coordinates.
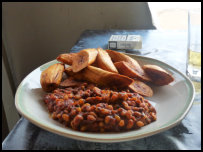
[2,29,201,150]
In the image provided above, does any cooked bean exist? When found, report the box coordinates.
[119,120,125,127]
[107,105,113,110]
[78,99,85,105]
[57,113,62,119]
[87,115,96,121]
[71,114,83,129]
[89,111,97,118]
[115,115,121,122]
[76,107,81,112]
[122,101,131,110]
[134,111,142,117]
[136,99,141,104]
[99,122,104,127]
[81,103,91,112]
[120,110,127,116]
[118,92,128,101]
[136,121,144,127]
[105,116,112,124]
[80,125,87,131]
[100,108,111,115]
[64,110,68,113]
[111,92,119,102]
[62,114,70,122]
[127,119,134,129]
[70,109,77,116]
[74,94,81,100]
[130,97,137,101]
[151,112,157,121]
[127,100,135,106]
[93,87,101,95]
[140,103,146,108]
[125,111,132,119]
[90,105,96,111]
[131,116,136,121]
[51,112,57,120]
[132,107,139,111]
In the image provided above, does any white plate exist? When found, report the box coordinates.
[15,54,195,143]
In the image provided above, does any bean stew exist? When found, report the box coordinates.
[44,83,156,132]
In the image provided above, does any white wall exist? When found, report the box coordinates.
[2,2,155,89]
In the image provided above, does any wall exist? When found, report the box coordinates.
[2,2,155,88]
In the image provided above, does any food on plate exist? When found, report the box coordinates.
[106,49,151,82]
[114,61,150,82]
[39,47,177,133]
[142,64,174,86]
[95,48,118,73]
[65,65,134,89]
[83,66,133,88]
[64,66,84,80]
[56,53,76,65]
[72,48,98,72]
[128,80,153,97]
[44,84,157,132]
[60,77,84,88]
[65,66,152,96]
[40,63,64,92]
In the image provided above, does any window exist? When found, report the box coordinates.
[148,2,201,30]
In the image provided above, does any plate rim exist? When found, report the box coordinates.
[15,54,195,143]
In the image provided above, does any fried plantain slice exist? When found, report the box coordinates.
[60,77,84,88]
[128,80,153,97]
[65,66,133,89]
[56,53,77,65]
[95,48,118,73]
[40,63,64,92]
[83,66,133,88]
[142,64,174,86]
[106,49,151,82]
[64,66,84,80]
[114,61,141,78]
[72,48,98,72]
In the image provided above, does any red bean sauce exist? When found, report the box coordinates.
[44,83,156,132]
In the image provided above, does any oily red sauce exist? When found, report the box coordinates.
[44,83,156,132]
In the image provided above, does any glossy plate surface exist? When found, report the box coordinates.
[15,54,195,143]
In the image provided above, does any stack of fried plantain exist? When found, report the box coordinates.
[40,48,174,97]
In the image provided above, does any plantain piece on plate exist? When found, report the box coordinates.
[40,63,64,92]
[142,64,174,86]
[91,60,99,67]
[83,66,134,88]
[60,77,84,88]
[64,66,84,80]
[65,65,133,89]
[95,48,118,73]
[56,53,77,65]
[128,80,153,97]
[106,49,141,67]
[106,49,151,82]
[72,48,98,72]
[114,61,145,79]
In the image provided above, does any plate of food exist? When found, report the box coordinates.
[15,48,194,143]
